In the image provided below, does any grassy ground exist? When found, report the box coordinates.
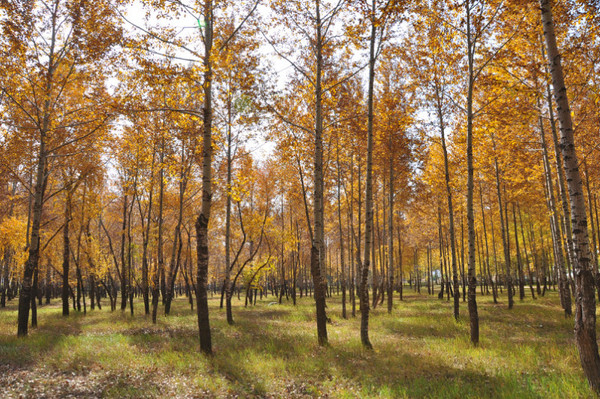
[0,288,594,398]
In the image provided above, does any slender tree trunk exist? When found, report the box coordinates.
[310,0,328,346]
[437,87,459,320]
[16,4,66,334]
[493,146,513,309]
[153,141,165,324]
[512,203,525,301]
[120,194,128,311]
[336,144,347,319]
[359,0,378,350]
[541,0,600,390]
[479,181,497,303]
[528,219,542,295]
[349,156,357,316]
[545,68,576,299]
[1,247,9,308]
[465,0,479,344]
[398,236,403,301]
[196,0,214,354]
[490,210,501,296]
[165,152,187,315]
[62,191,72,316]
[30,263,38,328]
[438,208,445,299]
[387,154,394,313]
[222,96,233,310]
[141,150,156,316]
[460,214,466,301]
[539,100,571,314]
[518,205,536,299]
[17,38,53,336]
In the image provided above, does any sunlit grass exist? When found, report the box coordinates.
[0,288,594,398]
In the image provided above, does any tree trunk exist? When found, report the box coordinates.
[17,5,58,335]
[512,203,525,301]
[545,65,576,299]
[539,97,571,314]
[493,149,513,309]
[310,0,328,347]
[436,87,460,318]
[222,97,234,310]
[153,140,165,324]
[518,205,536,299]
[387,153,394,313]
[479,181,497,303]
[165,152,187,315]
[196,0,214,355]
[120,194,128,311]
[141,149,156,316]
[541,0,600,391]
[62,191,72,316]
[360,0,377,350]
[465,0,479,344]
[336,144,347,318]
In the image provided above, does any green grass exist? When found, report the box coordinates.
[0,289,595,398]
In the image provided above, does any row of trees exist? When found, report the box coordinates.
[1,0,599,393]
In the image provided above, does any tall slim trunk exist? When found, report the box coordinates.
[541,0,600,390]
[503,190,512,298]
[437,87,459,320]
[490,209,501,295]
[528,219,542,295]
[493,146,513,309]
[465,0,479,344]
[222,92,233,310]
[372,198,380,308]
[166,149,187,315]
[357,157,363,310]
[541,227,551,294]
[426,243,432,295]
[512,203,525,300]
[539,100,571,314]
[438,207,445,299]
[518,205,536,299]
[17,4,56,335]
[196,0,214,355]
[398,235,403,300]
[120,194,128,311]
[336,144,347,318]
[594,196,600,300]
[153,140,165,324]
[62,191,72,316]
[479,181,497,303]
[544,63,576,298]
[360,0,377,350]
[349,156,356,316]
[311,0,328,346]
[127,192,134,316]
[460,214,466,301]
[141,149,156,316]
[387,153,394,313]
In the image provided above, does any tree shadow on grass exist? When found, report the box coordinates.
[0,312,83,369]
[1,295,583,398]
[199,308,550,398]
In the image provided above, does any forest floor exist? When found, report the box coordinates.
[0,288,594,398]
